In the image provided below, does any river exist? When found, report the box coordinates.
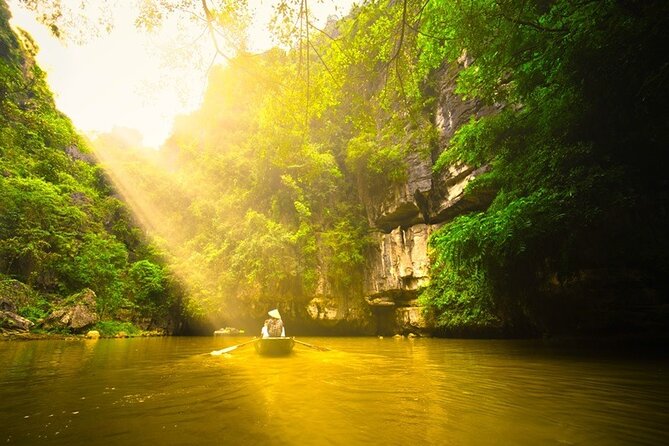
[1,337,667,445]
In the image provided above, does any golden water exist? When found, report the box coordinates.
[1,337,668,445]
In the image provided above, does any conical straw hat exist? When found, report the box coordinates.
[268,309,281,319]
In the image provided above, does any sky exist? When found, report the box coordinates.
[8,0,356,148]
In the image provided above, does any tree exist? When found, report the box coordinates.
[1,4,182,330]
[416,0,669,335]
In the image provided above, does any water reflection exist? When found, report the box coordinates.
[1,337,668,445]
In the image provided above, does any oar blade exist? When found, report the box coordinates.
[210,338,257,356]
[294,339,330,351]
[220,345,238,354]
[211,345,237,355]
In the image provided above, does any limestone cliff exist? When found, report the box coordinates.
[360,61,499,335]
[299,60,498,335]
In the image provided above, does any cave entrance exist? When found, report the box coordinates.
[373,306,397,336]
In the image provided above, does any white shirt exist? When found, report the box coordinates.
[261,325,285,337]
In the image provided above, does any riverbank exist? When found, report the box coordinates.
[0,329,166,341]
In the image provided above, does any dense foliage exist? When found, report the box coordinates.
[89,1,439,327]
[93,50,373,325]
[0,2,181,332]
[92,0,668,336]
[5,0,667,337]
[416,0,669,335]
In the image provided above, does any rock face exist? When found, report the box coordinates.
[0,279,37,333]
[0,279,36,311]
[304,294,375,335]
[43,288,100,333]
[364,224,433,297]
[300,61,497,335]
[0,310,34,332]
[360,61,499,335]
[362,152,434,232]
[362,225,434,336]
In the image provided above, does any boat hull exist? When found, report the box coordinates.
[254,337,295,356]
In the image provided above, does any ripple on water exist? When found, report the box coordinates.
[1,337,668,445]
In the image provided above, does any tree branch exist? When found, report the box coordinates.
[308,22,352,63]
[309,40,341,88]
[387,0,408,66]
[305,0,310,127]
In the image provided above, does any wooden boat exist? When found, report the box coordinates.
[254,337,295,356]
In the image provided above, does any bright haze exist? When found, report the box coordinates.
[8,0,355,148]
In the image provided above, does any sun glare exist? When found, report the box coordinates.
[9,0,355,149]
[7,0,355,321]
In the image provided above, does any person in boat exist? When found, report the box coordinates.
[261,309,285,338]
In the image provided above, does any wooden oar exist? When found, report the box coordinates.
[294,339,330,351]
[210,338,256,356]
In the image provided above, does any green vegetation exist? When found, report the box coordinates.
[93,320,142,337]
[0,2,182,333]
[3,0,667,337]
[91,0,668,336]
[93,50,374,322]
[416,0,668,335]
[88,1,438,325]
